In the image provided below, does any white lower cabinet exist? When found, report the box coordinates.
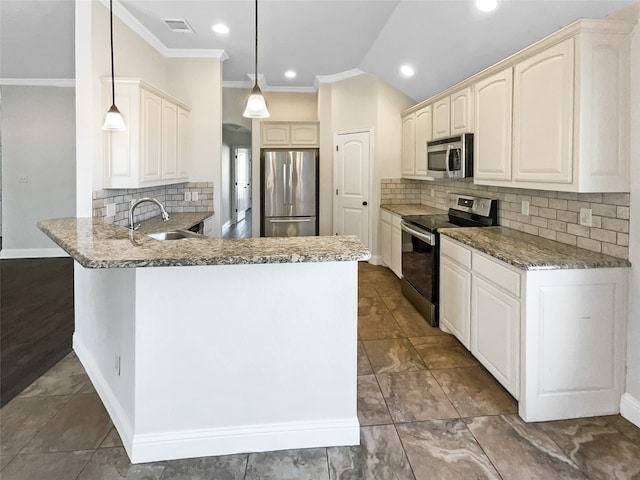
[379,209,402,278]
[440,256,471,349]
[471,275,520,398]
[439,235,627,422]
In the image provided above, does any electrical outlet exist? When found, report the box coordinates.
[106,203,116,217]
[191,192,199,201]
[521,200,530,216]
[579,208,593,227]
[184,192,192,202]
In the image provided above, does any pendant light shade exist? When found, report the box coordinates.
[243,0,270,119]
[103,0,126,131]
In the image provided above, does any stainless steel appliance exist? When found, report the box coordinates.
[427,133,473,179]
[261,148,319,237]
[400,193,497,326]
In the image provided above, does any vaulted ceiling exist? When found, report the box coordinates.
[1,0,636,101]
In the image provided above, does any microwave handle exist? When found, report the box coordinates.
[445,145,452,178]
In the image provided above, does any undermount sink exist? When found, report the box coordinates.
[148,229,205,241]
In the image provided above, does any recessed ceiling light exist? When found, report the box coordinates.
[284,70,296,79]
[400,65,415,77]
[212,23,229,34]
[476,0,498,12]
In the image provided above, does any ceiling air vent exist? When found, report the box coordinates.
[162,19,194,33]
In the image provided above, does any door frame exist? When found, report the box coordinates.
[231,146,251,225]
[332,128,374,248]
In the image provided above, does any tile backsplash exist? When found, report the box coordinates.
[93,182,213,227]
[381,178,630,260]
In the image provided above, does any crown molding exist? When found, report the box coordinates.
[314,69,365,88]
[243,74,317,93]
[98,0,228,61]
[0,78,75,87]
[222,81,252,89]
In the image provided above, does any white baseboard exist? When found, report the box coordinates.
[1,247,68,259]
[73,334,135,459]
[621,393,640,428]
[74,334,359,464]
[131,418,359,464]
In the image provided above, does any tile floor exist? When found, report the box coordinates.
[2,262,640,479]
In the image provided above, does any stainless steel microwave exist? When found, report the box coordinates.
[427,133,473,179]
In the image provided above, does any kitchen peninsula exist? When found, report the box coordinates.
[38,217,370,463]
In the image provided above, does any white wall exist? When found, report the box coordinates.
[623,9,640,427]
[317,73,413,252]
[1,85,76,256]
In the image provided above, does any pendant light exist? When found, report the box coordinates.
[243,0,270,118]
[102,0,126,131]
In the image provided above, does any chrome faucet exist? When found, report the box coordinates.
[128,197,170,230]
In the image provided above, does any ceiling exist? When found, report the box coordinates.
[1,0,636,101]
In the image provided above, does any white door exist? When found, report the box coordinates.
[233,147,251,223]
[334,131,370,247]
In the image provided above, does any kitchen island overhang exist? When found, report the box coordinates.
[38,218,370,463]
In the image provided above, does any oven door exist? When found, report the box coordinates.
[400,221,436,303]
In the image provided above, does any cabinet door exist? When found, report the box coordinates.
[439,255,471,348]
[432,98,450,140]
[141,89,162,183]
[513,39,574,184]
[401,114,416,176]
[474,68,513,181]
[414,106,432,176]
[471,275,520,398]
[380,216,392,268]
[176,108,190,179]
[391,218,402,278]
[261,124,290,145]
[161,100,177,179]
[290,123,318,146]
[450,87,473,135]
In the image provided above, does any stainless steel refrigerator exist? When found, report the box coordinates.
[261,149,319,237]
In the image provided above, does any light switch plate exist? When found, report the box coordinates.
[521,200,530,216]
[192,192,199,201]
[184,192,192,202]
[579,208,592,227]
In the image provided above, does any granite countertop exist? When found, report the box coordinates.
[440,226,631,271]
[38,217,370,269]
[380,204,448,216]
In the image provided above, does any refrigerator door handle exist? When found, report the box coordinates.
[269,218,312,223]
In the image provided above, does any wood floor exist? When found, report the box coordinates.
[0,256,74,406]
[223,209,253,239]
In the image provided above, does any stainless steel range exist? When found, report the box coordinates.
[400,193,498,327]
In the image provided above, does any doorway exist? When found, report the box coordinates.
[333,130,372,247]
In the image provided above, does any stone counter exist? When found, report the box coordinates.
[38,217,371,269]
[440,226,631,270]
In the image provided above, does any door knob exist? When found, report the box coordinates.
[362,201,368,206]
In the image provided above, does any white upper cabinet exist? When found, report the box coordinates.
[474,21,631,192]
[432,98,450,140]
[103,79,191,189]
[474,68,513,181]
[414,105,432,176]
[401,105,432,179]
[450,87,473,135]
[261,122,319,147]
[401,113,416,176]
[513,39,574,185]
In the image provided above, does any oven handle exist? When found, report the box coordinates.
[401,221,436,246]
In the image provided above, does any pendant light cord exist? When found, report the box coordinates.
[110,0,116,107]
[254,0,258,88]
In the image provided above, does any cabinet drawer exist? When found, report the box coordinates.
[473,253,520,297]
[440,237,471,269]
[380,209,391,224]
